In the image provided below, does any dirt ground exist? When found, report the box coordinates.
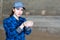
[0,29,60,40]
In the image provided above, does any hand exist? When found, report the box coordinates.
[19,23,24,29]
[23,20,34,27]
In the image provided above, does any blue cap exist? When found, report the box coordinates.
[13,2,24,8]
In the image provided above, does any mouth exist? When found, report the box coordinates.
[18,14,20,15]
[17,13,22,15]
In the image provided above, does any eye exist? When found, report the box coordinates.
[17,8,20,10]
[21,9,24,11]
[16,8,24,11]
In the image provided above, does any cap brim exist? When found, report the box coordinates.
[15,7,26,10]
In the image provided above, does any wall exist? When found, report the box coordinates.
[0,0,60,19]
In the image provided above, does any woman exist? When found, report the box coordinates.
[3,1,33,40]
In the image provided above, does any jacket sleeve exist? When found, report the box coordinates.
[23,18,32,35]
[24,27,32,35]
[3,20,23,37]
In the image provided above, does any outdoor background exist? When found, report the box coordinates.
[0,0,60,40]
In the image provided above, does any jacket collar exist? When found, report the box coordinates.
[13,14,19,20]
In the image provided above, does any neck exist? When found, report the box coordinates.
[13,14,19,20]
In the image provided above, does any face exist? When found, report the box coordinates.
[13,7,24,17]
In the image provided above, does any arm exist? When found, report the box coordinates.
[3,20,24,37]
[23,21,33,35]
[19,18,33,35]
[24,27,32,35]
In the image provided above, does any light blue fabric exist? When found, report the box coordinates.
[13,2,24,8]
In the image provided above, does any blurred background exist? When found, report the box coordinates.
[0,0,60,40]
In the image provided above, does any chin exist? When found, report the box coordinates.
[17,15,21,17]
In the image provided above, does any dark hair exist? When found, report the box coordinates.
[10,7,15,17]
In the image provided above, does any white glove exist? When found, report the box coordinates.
[23,20,34,27]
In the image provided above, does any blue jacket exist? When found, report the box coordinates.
[3,16,32,40]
